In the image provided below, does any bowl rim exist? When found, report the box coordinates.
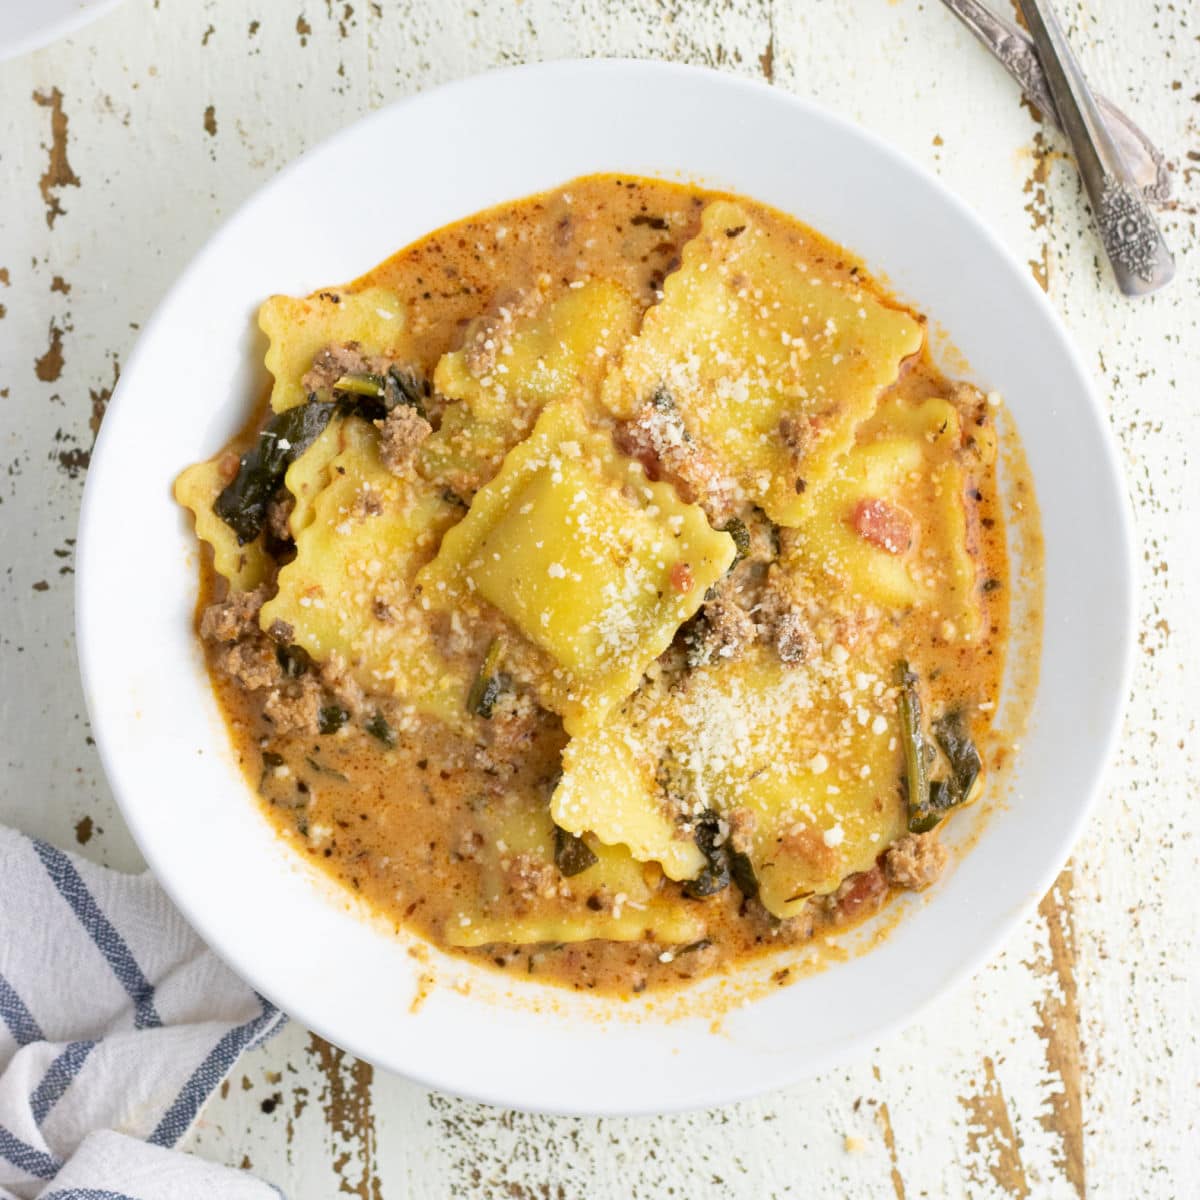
[0,0,125,64]
[75,57,1137,1115]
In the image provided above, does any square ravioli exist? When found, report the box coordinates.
[174,174,1019,997]
[601,200,924,525]
[552,721,707,882]
[552,643,907,918]
[433,279,637,424]
[282,415,345,539]
[444,799,705,948]
[785,396,981,637]
[175,458,270,592]
[419,281,637,498]
[417,403,736,729]
[258,417,468,726]
[259,286,412,413]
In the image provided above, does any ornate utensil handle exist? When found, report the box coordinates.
[1017,0,1173,296]
[940,0,1171,206]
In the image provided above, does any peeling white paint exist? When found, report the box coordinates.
[0,1,1196,1196]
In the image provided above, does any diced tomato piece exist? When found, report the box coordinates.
[835,866,888,922]
[852,498,913,554]
[669,561,694,594]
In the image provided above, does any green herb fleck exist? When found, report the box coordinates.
[365,712,396,748]
[467,639,506,718]
[276,643,311,679]
[305,755,349,783]
[318,705,349,735]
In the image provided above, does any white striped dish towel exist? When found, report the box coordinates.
[0,827,288,1199]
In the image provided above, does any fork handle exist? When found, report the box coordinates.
[1018,0,1174,296]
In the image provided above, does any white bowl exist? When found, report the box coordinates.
[0,0,123,62]
[77,60,1135,1115]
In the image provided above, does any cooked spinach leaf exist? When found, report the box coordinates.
[683,810,731,898]
[927,778,958,813]
[214,371,429,557]
[553,825,598,877]
[677,810,759,901]
[899,666,980,833]
[897,661,936,833]
[383,365,428,420]
[333,365,428,422]
[933,708,982,801]
[332,371,386,398]
[721,516,751,565]
[215,399,337,544]
[728,849,759,900]
[905,708,982,829]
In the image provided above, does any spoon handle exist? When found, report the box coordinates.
[1017,0,1174,296]
[939,0,1170,204]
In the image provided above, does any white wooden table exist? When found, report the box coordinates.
[1,1,1195,1195]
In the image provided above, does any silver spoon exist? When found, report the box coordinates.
[939,0,1171,205]
[1016,0,1173,296]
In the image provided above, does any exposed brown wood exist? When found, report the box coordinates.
[959,1056,1031,1197]
[32,87,80,228]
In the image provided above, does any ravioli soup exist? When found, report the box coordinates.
[176,176,1020,995]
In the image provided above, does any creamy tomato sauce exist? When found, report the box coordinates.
[191,176,1025,997]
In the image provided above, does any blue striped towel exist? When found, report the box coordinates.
[0,828,287,1199]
